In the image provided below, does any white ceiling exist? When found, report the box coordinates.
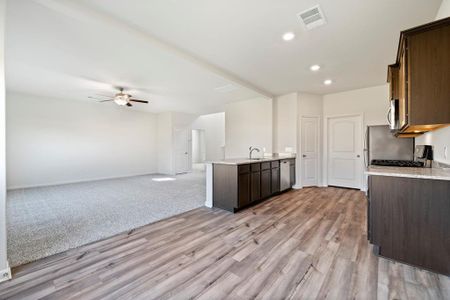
[5,0,265,114]
[6,0,441,113]
[79,0,441,95]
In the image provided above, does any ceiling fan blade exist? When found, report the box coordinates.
[88,96,113,102]
[95,93,115,98]
[129,99,148,103]
[126,103,133,107]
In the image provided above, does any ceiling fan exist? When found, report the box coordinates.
[89,87,149,107]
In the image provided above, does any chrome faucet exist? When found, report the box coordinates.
[249,146,260,159]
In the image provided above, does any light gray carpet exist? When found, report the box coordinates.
[7,172,206,267]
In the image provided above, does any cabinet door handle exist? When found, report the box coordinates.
[302,155,306,158]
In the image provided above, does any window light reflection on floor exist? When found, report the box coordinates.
[152,177,176,182]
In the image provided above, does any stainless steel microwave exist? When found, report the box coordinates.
[388,99,399,131]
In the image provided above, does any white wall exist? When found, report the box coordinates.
[272,92,324,188]
[191,112,225,161]
[157,111,197,174]
[415,0,450,164]
[0,0,9,279]
[323,84,389,127]
[276,86,388,189]
[436,0,450,19]
[273,93,297,153]
[191,129,205,163]
[172,112,197,130]
[416,128,450,164]
[298,93,323,116]
[6,92,158,189]
[225,97,272,158]
[157,112,173,175]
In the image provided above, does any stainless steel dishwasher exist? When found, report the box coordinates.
[280,160,290,191]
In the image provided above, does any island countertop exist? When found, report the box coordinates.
[365,165,450,181]
[207,154,296,165]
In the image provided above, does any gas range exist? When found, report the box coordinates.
[371,159,424,168]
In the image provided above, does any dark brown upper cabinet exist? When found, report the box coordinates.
[387,64,399,101]
[388,17,450,136]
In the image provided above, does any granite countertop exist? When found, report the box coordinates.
[208,154,296,165]
[365,165,450,181]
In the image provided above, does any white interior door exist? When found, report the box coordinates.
[301,116,319,187]
[174,128,190,174]
[327,115,363,189]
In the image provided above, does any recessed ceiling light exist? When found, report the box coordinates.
[324,79,333,85]
[282,32,295,41]
[310,65,321,71]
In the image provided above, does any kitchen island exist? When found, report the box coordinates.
[206,155,296,212]
[365,165,450,275]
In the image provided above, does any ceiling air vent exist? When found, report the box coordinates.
[297,5,326,30]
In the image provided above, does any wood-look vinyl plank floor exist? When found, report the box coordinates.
[1,187,449,300]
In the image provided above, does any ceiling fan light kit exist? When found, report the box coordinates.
[114,94,130,106]
[89,87,149,107]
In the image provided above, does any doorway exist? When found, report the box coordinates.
[174,128,191,174]
[191,129,206,171]
[326,114,363,189]
[301,116,319,187]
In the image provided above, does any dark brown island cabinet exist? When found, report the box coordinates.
[213,159,295,212]
[367,175,450,275]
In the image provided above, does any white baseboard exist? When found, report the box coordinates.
[0,262,12,283]
[7,172,158,190]
[294,184,329,189]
